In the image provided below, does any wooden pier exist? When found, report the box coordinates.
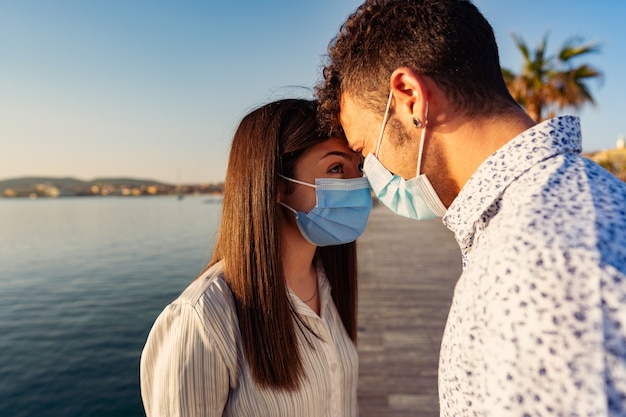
[356,204,462,417]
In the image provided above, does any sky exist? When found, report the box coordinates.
[1,1,625,185]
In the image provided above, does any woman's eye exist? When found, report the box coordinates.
[328,164,343,174]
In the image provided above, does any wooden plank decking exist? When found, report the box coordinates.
[356,203,462,417]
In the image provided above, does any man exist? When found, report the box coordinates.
[316,0,626,415]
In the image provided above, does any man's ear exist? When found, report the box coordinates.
[390,67,429,126]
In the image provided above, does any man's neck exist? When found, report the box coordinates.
[426,107,536,207]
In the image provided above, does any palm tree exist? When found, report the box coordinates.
[502,33,602,122]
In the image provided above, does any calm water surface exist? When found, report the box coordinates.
[0,196,221,417]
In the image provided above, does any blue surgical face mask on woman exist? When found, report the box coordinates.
[278,175,372,247]
[362,90,447,220]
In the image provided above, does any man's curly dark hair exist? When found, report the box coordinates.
[315,0,516,135]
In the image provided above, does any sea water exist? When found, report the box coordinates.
[0,195,222,417]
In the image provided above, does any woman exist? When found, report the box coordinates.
[140,99,372,416]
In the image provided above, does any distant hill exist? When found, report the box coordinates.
[0,176,223,198]
[0,176,173,192]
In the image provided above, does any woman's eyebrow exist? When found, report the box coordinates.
[320,150,352,160]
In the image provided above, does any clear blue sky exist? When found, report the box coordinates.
[1,0,624,184]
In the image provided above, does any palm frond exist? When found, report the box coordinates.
[502,32,602,121]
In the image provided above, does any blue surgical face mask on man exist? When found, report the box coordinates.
[278,175,372,247]
[362,90,447,220]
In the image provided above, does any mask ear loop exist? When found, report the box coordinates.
[375,90,394,157]
[277,175,317,214]
[278,201,298,215]
[277,174,316,218]
[278,174,316,189]
[415,101,429,176]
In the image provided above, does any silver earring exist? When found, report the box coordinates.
[412,117,423,129]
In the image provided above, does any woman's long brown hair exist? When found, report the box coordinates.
[208,99,357,390]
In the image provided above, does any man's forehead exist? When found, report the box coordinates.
[339,93,359,125]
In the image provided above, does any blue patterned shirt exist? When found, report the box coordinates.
[440,116,626,416]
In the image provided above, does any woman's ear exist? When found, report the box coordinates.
[389,67,429,126]
[276,176,288,203]
[276,180,283,203]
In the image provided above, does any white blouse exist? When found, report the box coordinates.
[140,262,359,417]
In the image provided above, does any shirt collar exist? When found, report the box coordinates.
[443,116,583,255]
